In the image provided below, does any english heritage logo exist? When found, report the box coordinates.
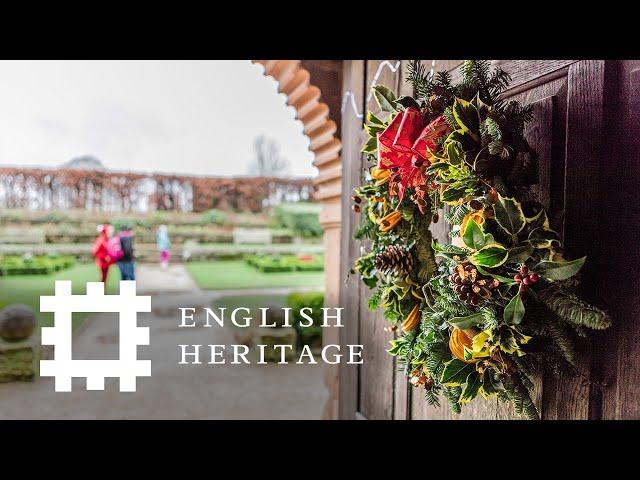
[40,281,151,392]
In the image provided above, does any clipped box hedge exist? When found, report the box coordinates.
[0,254,76,276]
[286,291,324,348]
[245,254,324,273]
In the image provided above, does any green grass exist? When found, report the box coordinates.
[186,260,324,290]
[0,263,120,330]
[194,243,323,251]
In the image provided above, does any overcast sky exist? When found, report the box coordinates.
[0,60,315,177]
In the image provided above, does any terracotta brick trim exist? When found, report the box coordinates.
[252,60,342,229]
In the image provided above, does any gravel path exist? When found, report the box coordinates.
[0,264,327,419]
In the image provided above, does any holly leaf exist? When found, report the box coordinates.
[448,312,485,329]
[366,111,385,126]
[507,244,534,264]
[494,195,526,236]
[471,93,490,118]
[452,97,480,134]
[372,85,397,113]
[394,95,421,110]
[469,243,508,268]
[387,340,401,356]
[441,185,469,203]
[364,122,385,138]
[462,219,486,250]
[447,141,464,166]
[446,129,477,151]
[440,358,476,387]
[361,136,377,154]
[503,292,525,325]
[362,276,378,288]
[533,256,586,281]
[476,265,516,285]
[525,209,550,231]
[426,162,449,175]
[460,371,482,403]
[480,372,504,397]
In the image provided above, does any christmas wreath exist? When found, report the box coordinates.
[353,60,611,419]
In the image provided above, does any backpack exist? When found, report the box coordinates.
[119,235,134,262]
[107,236,124,261]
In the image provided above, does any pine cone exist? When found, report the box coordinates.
[449,261,500,306]
[375,245,414,277]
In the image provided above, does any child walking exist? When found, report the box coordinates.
[156,225,171,268]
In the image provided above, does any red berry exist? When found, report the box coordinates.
[529,273,539,283]
[522,276,532,286]
[514,274,522,282]
[519,265,529,275]
[519,284,528,293]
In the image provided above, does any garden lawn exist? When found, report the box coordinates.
[186,260,324,290]
[0,263,119,331]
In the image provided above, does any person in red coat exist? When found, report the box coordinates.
[92,224,113,283]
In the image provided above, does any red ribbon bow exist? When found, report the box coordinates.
[376,108,450,201]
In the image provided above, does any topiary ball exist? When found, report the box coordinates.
[0,304,36,342]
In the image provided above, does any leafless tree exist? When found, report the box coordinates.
[248,135,290,176]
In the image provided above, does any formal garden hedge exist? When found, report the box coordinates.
[287,291,324,348]
[245,254,324,273]
[0,254,75,276]
[272,202,322,238]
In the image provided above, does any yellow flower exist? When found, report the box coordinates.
[401,304,421,333]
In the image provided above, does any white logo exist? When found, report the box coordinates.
[40,281,151,392]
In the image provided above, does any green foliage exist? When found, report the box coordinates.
[286,291,324,347]
[543,320,577,366]
[502,373,539,419]
[372,85,397,113]
[112,217,137,232]
[200,208,228,226]
[444,386,462,414]
[534,257,586,281]
[503,293,525,325]
[273,202,322,238]
[406,60,433,101]
[0,253,75,276]
[537,285,611,330]
[469,244,508,267]
[245,254,324,273]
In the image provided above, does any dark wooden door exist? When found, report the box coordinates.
[339,60,640,420]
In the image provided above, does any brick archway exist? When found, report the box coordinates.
[253,60,343,419]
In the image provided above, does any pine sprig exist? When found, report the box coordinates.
[444,385,462,414]
[406,60,432,101]
[544,320,577,366]
[503,373,539,419]
[538,286,612,330]
[445,204,471,225]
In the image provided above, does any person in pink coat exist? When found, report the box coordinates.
[92,224,113,283]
